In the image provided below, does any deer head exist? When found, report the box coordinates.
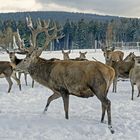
[123,52,136,62]
[79,51,87,59]
[62,49,71,60]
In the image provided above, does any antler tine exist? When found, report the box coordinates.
[17,28,22,42]
[29,35,33,47]
[26,16,39,49]
[13,35,19,50]
[26,16,33,29]
[43,19,50,28]
[17,29,25,49]
[37,18,42,30]
[24,17,64,54]
[16,28,30,53]
[26,16,48,49]
[54,22,65,40]
[42,22,64,50]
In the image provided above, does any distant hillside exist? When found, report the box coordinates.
[0,11,120,24]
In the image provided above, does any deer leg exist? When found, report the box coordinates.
[18,72,21,80]
[131,84,134,100]
[90,83,114,134]
[112,77,117,93]
[32,79,34,88]
[106,98,114,134]
[101,103,106,123]
[97,97,109,124]
[12,72,21,91]
[5,77,13,93]
[60,87,69,119]
[24,73,28,86]
[106,99,112,126]
[43,92,61,112]
[137,85,140,98]
[99,96,114,134]
[98,96,112,126]
[138,92,140,97]
[89,78,112,125]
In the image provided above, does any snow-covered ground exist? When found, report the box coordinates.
[0,49,140,140]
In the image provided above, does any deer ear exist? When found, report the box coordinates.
[85,51,87,54]
[68,50,71,54]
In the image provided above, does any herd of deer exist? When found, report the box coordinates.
[0,17,140,134]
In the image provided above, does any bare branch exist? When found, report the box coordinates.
[43,19,50,28]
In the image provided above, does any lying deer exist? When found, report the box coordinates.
[0,61,21,92]
[6,50,34,88]
[62,50,87,61]
[102,47,124,63]
[129,56,140,100]
[62,50,71,60]
[75,51,87,60]
[15,16,115,133]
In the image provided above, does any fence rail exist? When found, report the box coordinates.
[94,41,140,51]
[112,41,140,51]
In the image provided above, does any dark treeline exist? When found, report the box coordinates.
[0,11,140,50]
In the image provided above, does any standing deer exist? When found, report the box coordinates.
[102,47,124,63]
[129,56,140,100]
[6,50,34,88]
[0,61,21,92]
[15,17,115,133]
[106,52,135,93]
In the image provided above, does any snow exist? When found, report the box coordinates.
[0,49,140,140]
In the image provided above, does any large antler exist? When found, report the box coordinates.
[16,16,64,55]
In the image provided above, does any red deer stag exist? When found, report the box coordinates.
[15,17,115,133]
[0,61,21,92]
[129,56,140,100]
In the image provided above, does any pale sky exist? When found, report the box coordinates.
[0,0,140,18]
